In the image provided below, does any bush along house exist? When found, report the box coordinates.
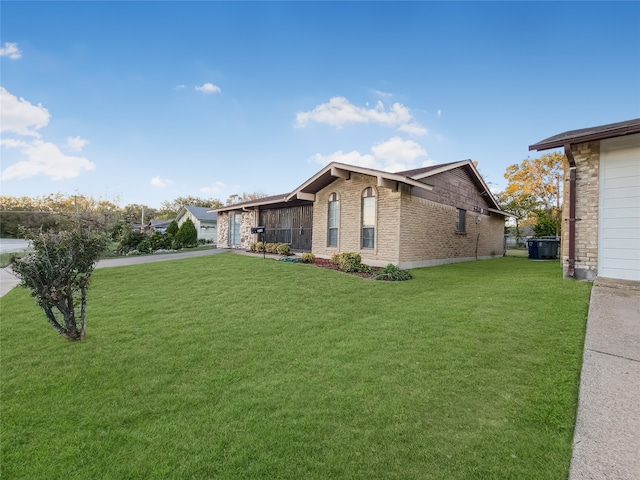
[212,161,509,269]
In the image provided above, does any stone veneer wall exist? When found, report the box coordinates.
[312,173,402,266]
[398,189,505,269]
[216,209,256,249]
[564,141,600,280]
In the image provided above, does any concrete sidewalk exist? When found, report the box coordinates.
[568,277,640,480]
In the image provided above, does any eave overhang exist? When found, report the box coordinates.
[284,162,434,202]
[529,118,640,151]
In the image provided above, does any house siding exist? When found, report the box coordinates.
[178,210,217,243]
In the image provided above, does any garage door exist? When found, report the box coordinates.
[598,133,640,281]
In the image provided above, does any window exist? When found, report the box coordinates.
[361,187,376,249]
[229,213,241,244]
[327,193,339,247]
[456,209,466,233]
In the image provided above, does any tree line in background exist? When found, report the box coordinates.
[0,192,267,239]
[496,152,566,241]
[1,153,563,246]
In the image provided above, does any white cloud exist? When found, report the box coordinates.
[398,122,428,136]
[200,181,226,194]
[0,139,96,181]
[175,84,187,90]
[370,137,428,171]
[310,150,377,169]
[296,97,411,129]
[150,176,175,188]
[0,87,50,137]
[295,96,427,136]
[0,138,29,149]
[311,137,432,173]
[437,109,442,118]
[195,82,221,94]
[66,136,89,152]
[0,42,22,60]
[371,89,393,98]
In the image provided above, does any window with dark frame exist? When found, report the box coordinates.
[456,208,466,233]
[361,187,376,249]
[327,193,339,247]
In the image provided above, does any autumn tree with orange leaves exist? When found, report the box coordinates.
[500,152,566,236]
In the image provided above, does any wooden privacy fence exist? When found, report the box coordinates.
[259,204,313,252]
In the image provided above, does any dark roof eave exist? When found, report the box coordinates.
[529,118,640,151]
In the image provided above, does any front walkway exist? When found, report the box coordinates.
[568,278,640,480]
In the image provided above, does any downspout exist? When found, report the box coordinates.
[564,143,576,277]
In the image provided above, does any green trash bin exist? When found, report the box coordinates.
[537,237,560,259]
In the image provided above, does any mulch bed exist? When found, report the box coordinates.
[245,251,379,279]
[313,257,380,279]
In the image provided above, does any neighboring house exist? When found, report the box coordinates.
[176,205,218,243]
[529,118,640,282]
[213,161,509,269]
[145,219,173,234]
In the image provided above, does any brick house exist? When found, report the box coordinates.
[529,118,640,282]
[213,161,508,269]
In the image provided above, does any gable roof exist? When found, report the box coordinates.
[210,161,506,214]
[529,118,640,151]
[283,162,435,203]
[179,205,218,221]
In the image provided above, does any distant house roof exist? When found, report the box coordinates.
[529,118,640,151]
[181,205,218,221]
[149,219,172,228]
[211,161,506,214]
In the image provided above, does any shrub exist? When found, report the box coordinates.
[265,243,278,254]
[150,232,171,251]
[276,243,290,255]
[137,237,152,254]
[10,224,107,340]
[176,218,198,248]
[300,252,315,264]
[117,227,146,254]
[254,241,264,252]
[166,220,179,236]
[336,252,363,273]
[375,264,413,281]
[330,252,342,265]
[249,242,257,251]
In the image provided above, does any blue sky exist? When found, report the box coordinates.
[1,1,639,209]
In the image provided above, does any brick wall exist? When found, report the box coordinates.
[398,190,504,269]
[311,172,505,268]
[312,173,401,266]
[564,142,600,280]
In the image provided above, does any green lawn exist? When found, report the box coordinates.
[0,254,591,479]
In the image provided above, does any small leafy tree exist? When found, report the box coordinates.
[166,220,179,236]
[533,211,560,237]
[175,218,198,248]
[11,224,107,341]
